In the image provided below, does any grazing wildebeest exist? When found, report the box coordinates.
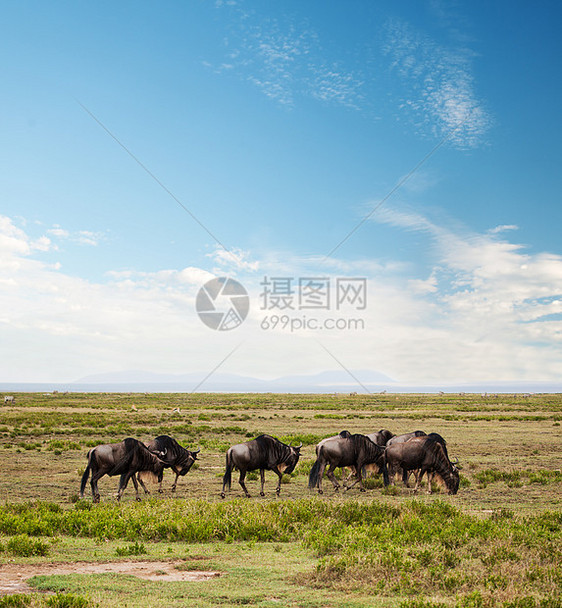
[366,429,395,446]
[80,438,168,503]
[136,435,200,494]
[308,433,388,494]
[220,434,302,498]
[399,432,450,487]
[385,430,426,446]
[384,435,459,494]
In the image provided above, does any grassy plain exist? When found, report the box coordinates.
[0,392,560,608]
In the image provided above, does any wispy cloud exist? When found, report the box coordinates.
[47,225,105,246]
[209,8,364,109]
[382,17,491,147]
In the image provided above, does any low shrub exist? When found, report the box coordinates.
[44,594,92,608]
[6,534,49,557]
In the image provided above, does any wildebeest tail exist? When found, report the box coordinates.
[222,450,233,491]
[308,458,322,489]
[80,451,93,497]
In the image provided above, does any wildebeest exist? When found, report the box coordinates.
[136,435,200,494]
[384,435,459,494]
[220,434,302,498]
[80,438,169,503]
[308,433,388,494]
[366,429,395,446]
[385,430,426,446]
[3,396,14,404]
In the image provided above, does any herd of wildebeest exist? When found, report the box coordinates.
[79,429,460,502]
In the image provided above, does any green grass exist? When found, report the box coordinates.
[0,392,561,607]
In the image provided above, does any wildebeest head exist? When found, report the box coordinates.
[176,448,200,476]
[277,442,302,475]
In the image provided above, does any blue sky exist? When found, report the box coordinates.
[1,1,561,387]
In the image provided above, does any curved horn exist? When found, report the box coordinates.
[192,448,201,455]
[295,442,303,449]
[451,456,459,465]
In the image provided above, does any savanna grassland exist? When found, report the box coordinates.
[0,392,560,608]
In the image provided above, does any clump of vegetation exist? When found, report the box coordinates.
[48,440,81,452]
[115,541,147,556]
[6,534,49,557]
[0,594,32,608]
[44,594,93,608]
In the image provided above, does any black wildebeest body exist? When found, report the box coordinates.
[80,438,168,503]
[308,433,388,494]
[221,434,301,498]
[136,435,199,494]
[384,435,459,494]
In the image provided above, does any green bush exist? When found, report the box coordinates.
[115,541,147,556]
[44,594,92,608]
[0,594,32,608]
[6,534,49,557]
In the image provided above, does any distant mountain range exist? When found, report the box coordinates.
[70,369,395,393]
[1,369,561,393]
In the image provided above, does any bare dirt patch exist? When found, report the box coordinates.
[0,560,220,595]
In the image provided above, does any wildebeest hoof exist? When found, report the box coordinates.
[245,494,251,498]
[260,492,265,497]
[171,487,176,493]
[220,492,225,499]
[136,496,142,502]
[360,488,366,492]
[158,489,164,494]
[318,489,323,495]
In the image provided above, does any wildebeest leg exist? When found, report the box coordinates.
[117,472,136,502]
[414,469,427,494]
[426,471,434,494]
[90,471,104,503]
[344,464,366,492]
[402,468,411,488]
[260,469,266,496]
[136,473,150,495]
[342,466,357,488]
[325,465,341,492]
[274,469,284,496]
[238,470,251,498]
[170,471,180,493]
[130,474,142,501]
[387,463,398,486]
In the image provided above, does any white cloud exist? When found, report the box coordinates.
[1,213,561,385]
[206,246,260,273]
